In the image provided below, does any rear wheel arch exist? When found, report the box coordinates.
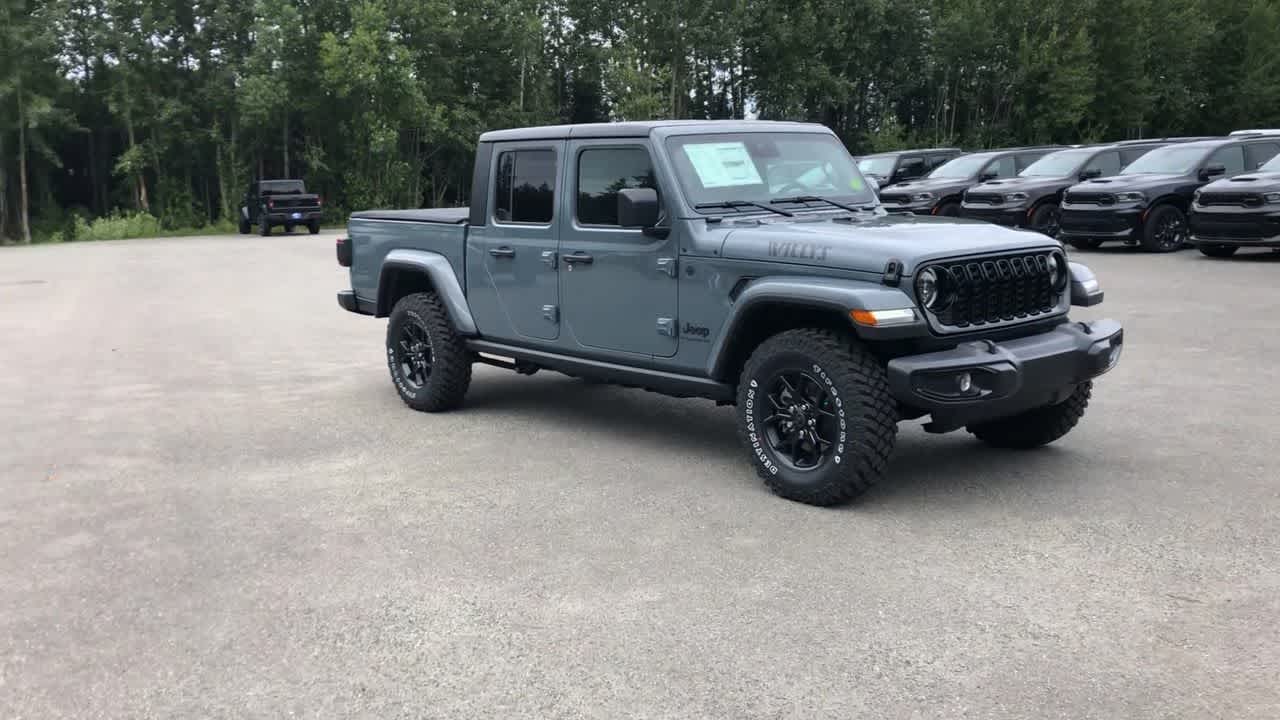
[377,265,437,318]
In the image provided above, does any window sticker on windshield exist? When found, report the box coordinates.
[682,142,763,188]
[849,176,865,191]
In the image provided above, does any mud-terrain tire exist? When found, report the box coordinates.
[1140,205,1187,252]
[736,329,897,506]
[967,381,1092,449]
[1069,238,1103,250]
[238,216,251,234]
[386,292,472,412]
[1029,202,1061,237]
[1198,244,1238,258]
[308,220,321,235]
[259,218,271,236]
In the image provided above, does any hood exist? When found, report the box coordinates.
[718,214,1059,276]
[1073,173,1186,192]
[881,177,972,195]
[968,175,1072,194]
[1200,172,1280,193]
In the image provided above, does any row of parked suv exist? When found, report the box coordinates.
[860,130,1280,256]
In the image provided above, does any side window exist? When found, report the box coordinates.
[1085,151,1122,177]
[1208,145,1246,177]
[1245,143,1280,171]
[1119,148,1153,167]
[928,154,953,171]
[576,147,657,226]
[896,156,926,179]
[986,156,1017,178]
[494,149,556,223]
[1014,153,1042,173]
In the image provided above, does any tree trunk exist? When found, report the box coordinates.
[0,124,8,240]
[18,89,32,244]
[120,66,150,212]
[282,112,290,178]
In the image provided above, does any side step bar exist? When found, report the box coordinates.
[465,339,735,402]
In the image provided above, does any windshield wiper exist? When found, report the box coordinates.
[694,200,794,217]
[770,195,873,213]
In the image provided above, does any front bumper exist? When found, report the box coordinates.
[1058,207,1142,241]
[886,318,1123,432]
[1190,209,1280,247]
[960,205,1027,227]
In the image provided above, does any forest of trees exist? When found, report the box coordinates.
[2,0,1279,243]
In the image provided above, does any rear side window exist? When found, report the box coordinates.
[1208,145,1246,177]
[1120,147,1155,167]
[1014,153,1043,173]
[927,154,953,171]
[986,156,1018,178]
[494,149,556,223]
[576,147,657,226]
[1085,151,1122,177]
[896,156,926,179]
[1245,143,1280,171]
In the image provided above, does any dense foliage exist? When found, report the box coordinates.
[2,0,1279,242]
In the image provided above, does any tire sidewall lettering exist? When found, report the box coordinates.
[742,384,779,475]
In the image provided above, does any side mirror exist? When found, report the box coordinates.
[618,187,661,229]
[1200,163,1226,180]
[979,171,998,182]
[1080,168,1103,180]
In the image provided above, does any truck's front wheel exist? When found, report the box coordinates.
[736,329,897,506]
[386,292,472,412]
[967,382,1092,449]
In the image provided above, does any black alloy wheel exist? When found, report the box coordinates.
[394,320,434,391]
[759,370,840,471]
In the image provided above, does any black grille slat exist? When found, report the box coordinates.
[1065,191,1114,205]
[927,252,1061,329]
[966,193,1004,205]
[1199,192,1263,207]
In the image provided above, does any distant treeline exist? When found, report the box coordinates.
[2,0,1279,242]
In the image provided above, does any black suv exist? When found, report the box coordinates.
[1059,135,1280,252]
[857,148,962,189]
[1189,152,1280,257]
[960,141,1174,236]
[878,146,1060,216]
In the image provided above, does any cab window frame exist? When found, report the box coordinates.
[491,146,559,226]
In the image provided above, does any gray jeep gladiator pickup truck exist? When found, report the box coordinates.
[336,120,1123,506]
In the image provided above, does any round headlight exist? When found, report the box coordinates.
[1047,251,1068,291]
[917,267,939,308]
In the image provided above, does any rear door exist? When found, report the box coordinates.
[465,141,563,342]
[1245,141,1280,171]
[558,140,679,358]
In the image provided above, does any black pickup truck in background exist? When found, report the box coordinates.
[239,179,323,236]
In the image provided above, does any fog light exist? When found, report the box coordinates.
[1106,342,1122,368]
[957,372,973,393]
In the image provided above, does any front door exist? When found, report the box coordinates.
[558,141,679,358]
[466,142,562,342]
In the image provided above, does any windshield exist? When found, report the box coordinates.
[1019,149,1093,177]
[261,180,305,195]
[667,133,877,210]
[928,154,993,179]
[856,156,897,177]
[1121,145,1210,175]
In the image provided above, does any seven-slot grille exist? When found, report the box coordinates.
[964,192,1004,205]
[925,252,1061,329]
[1197,192,1263,207]
[1064,191,1114,205]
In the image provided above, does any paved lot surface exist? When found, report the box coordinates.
[2,231,1278,719]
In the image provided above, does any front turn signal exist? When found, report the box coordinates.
[850,308,916,327]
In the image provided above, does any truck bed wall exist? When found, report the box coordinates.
[348,217,469,304]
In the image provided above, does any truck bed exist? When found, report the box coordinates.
[349,208,469,224]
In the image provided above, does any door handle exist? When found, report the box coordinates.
[488,246,516,258]
[562,252,594,265]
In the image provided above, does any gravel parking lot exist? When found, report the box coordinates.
[2,231,1278,719]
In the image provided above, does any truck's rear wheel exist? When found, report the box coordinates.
[736,329,897,506]
[238,217,251,234]
[259,219,271,236]
[308,220,320,235]
[386,292,472,412]
[967,381,1092,449]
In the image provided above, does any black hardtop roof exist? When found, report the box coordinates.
[860,147,963,158]
[478,120,827,143]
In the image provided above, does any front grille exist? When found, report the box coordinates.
[1065,191,1114,205]
[965,193,1004,205]
[1060,210,1134,233]
[1198,192,1262,207]
[879,193,909,205]
[1191,215,1279,239]
[926,252,1062,329]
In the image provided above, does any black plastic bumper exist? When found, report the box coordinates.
[267,211,322,223]
[1189,211,1280,246]
[338,291,374,315]
[886,318,1123,432]
[1058,208,1142,240]
[961,206,1026,227]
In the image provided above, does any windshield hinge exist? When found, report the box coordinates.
[882,259,903,287]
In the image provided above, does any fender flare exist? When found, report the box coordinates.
[376,248,477,335]
[706,276,924,380]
